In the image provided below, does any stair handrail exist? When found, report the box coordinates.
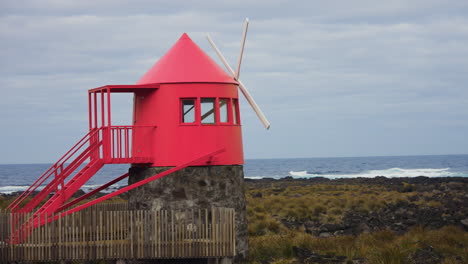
[7,128,102,211]
[9,144,103,244]
[21,141,103,214]
[8,125,156,211]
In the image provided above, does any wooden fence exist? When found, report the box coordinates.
[0,204,235,262]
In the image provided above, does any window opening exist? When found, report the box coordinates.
[201,98,216,124]
[219,98,229,123]
[182,99,196,123]
[232,99,239,125]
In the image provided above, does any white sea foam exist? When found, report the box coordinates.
[82,184,122,193]
[288,168,462,179]
[0,186,34,194]
[288,170,310,177]
[352,168,458,178]
[0,184,122,194]
[0,168,464,194]
[245,176,265,180]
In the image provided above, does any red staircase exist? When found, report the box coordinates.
[6,122,224,244]
[33,159,104,216]
[7,126,153,216]
[5,125,156,243]
[5,84,225,244]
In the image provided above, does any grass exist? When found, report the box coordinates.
[2,180,466,263]
[248,226,468,263]
[246,183,416,234]
[245,181,467,263]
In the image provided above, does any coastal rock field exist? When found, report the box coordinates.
[0,176,467,263]
[244,176,468,264]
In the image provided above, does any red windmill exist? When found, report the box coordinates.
[7,19,269,242]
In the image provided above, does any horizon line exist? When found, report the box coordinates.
[1,153,467,165]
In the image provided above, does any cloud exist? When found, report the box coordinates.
[1,0,468,163]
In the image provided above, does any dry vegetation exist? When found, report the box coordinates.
[245,181,468,263]
[247,184,411,230]
[1,179,467,263]
[248,226,468,264]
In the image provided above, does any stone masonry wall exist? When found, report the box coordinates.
[128,165,248,262]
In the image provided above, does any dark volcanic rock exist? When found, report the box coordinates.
[337,196,468,235]
[292,246,351,264]
[248,177,468,237]
[461,218,468,230]
[251,192,263,198]
[246,176,468,191]
[71,189,86,198]
[281,218,304,230]
[407,246,443,264]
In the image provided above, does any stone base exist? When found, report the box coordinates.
[128,165,248,262]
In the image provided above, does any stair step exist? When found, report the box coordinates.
[34,161,103,215]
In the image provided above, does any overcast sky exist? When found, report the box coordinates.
[1,0,468,164]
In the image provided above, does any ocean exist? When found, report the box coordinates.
[0,154,467,194]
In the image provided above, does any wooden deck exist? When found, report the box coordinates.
[0,204,235,262]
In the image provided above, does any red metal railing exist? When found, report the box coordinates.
[7,144,223,245]
[6,125,155,244]
[111,126,132,159]
[106,125,155,162]
[7,126,155,213]
[7,128,102,212]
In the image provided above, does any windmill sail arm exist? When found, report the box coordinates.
[206,34,271,129]
[237,80,271,129]
[207,34,233,77]
[235,18,249,80]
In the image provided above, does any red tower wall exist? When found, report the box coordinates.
[133,83,244,166]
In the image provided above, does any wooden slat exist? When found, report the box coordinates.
[0,205,235,261]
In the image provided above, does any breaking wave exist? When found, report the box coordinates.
[0,184,123,195]
[289,170,311,177]
[288,168,465,179]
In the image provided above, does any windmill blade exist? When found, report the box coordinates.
[236,80,271,129]
[206,34,233,78]
[207,34,271,129]
[235,18,249,80]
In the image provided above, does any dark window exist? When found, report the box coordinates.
[182,99,196,123]
[219,98,229,123]
[201,98,216,124]
[232,99,239,125]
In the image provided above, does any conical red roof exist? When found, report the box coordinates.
[136,33,237,85]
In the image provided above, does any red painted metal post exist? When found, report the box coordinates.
[88,92,92,130]
[118,128,121,159]
[94,92,101,160]
[93,92,98,129]
[101,92,107,160]
[112,127,116,159]
[107,88,112,161]
[107,88,111,127]
[125,128,129,158]
[101,91,104,128]
[109,127,113,159]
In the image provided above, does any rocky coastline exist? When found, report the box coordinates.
[1,176,467,263]
[247,176,468,235]
[245,176,468,264]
